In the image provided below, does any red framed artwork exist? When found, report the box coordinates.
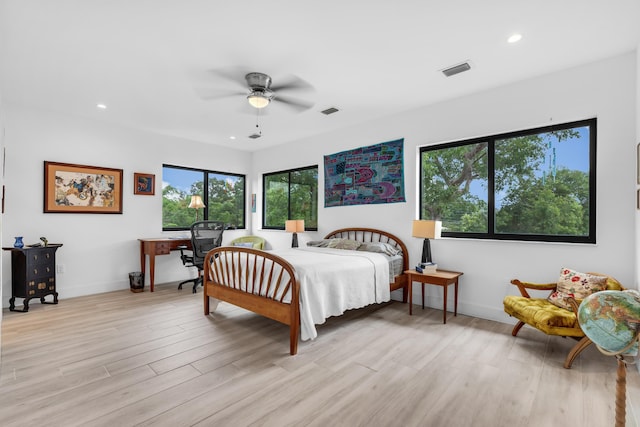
[134,172,155,195]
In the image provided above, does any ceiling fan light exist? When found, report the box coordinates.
[247,93,270,109]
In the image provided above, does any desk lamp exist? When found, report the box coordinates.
[285,219,305,248]
[412,219,442,264]
[188,195,205,221]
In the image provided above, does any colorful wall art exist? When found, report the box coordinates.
[324,138,405,207]
[44,161,123,214]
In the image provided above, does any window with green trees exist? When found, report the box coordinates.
[162,164,245,230]
[419,118,596,243]
[263,166,318,230]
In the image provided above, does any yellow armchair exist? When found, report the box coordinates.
[229,236,266,250]
[503,272,623,368]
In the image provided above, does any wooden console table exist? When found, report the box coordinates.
[405,269,464,323]
[139,238,191,292]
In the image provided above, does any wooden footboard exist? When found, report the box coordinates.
[324,228,409,302]
[203,247,300,355]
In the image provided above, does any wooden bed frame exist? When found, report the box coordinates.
[203,227,409,355]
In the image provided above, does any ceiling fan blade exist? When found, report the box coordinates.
[196,89,246,101]
[205,67,249,90]
[273,95,314,112]
[270,74,314,93]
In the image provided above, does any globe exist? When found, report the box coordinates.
[578,290,640,355]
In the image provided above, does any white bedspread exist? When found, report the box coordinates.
[271,247,390,341]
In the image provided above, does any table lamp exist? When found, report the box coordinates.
[285,219,305,248]
[412,219,442,264]
[188,195,205,221]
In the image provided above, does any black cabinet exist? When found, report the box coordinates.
[3,244,62,312]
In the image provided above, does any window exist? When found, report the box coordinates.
[419,118,596,243]
[263,166,318,230]
[162,164,245,230]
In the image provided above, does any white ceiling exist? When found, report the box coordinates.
[1,1,639,151]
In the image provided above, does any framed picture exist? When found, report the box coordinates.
[134,172,155,195]
[44,161,123,214]
[637,189,640,210]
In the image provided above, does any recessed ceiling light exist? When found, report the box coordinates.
[96,103,107,109]
[507,34,522,44]
[229,136,236,140]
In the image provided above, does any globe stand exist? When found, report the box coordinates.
[578,290,640,427]
[595,334,639,427]
[611,355,629,427]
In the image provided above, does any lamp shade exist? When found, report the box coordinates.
[412,220,442,239]
[188,195,205,209]
[285,219,305,233]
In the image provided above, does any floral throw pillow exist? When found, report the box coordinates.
[547,268,607,310]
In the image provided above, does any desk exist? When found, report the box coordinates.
[405,269,464,323]
[139,238,191,292]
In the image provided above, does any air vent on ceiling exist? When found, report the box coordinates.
[442,62,471,77]
[248,133,261,139]
[321,107,340,115]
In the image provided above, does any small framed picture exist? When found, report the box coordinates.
[637,189,640,210]
[134,173,155,195]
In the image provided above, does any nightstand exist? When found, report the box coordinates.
[404,269,464,323]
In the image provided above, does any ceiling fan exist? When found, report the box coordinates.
[200,69,315,113]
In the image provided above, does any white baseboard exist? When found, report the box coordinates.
[394,291,511,324]
[1,280,130,308]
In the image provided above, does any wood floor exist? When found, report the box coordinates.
[1,282,639,427]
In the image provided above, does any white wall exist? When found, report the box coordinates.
[1,106,251,304]
[251,52,638,323]
[2,52,636,319]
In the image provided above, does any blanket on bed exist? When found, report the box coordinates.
[271,247,390,341]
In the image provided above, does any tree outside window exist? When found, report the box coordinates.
[162,165,245,230]
[263,166,318,230]
[419,118,595,243]
[421,142,489,233]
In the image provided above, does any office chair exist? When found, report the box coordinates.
[178,220,224,293]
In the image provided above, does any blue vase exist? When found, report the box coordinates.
[13,236,24,248]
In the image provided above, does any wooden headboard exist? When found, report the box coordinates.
[324,227,409,272]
